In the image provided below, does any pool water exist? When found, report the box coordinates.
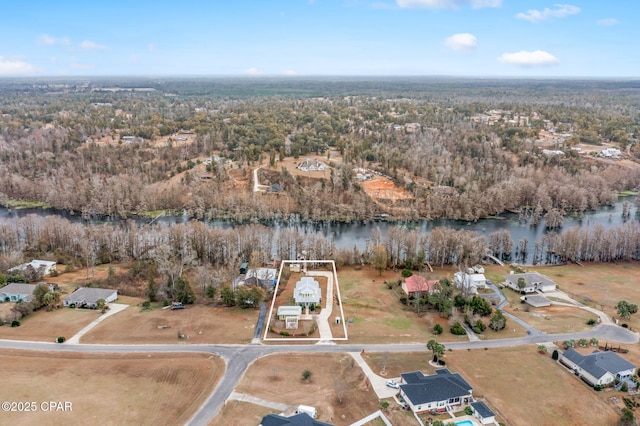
[455,421,475,426]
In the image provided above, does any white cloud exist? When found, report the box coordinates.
[283,70,302,76]
[396,0,501,9]
[147,43,156,52]
[37,34,56,46]
[597,18,619,27]
[244,67,261,75]
[516,4,580,23]
[445,33,477,51]
[37,34,70,46]
[498,50,559,66]
[0,57,37,75]
[79,40,107,50]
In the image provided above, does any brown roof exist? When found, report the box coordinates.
[404,276,439,293]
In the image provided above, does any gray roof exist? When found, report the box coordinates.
[471,401,495,419]
[523,295,551,307]
[260,413,333,426]
[505,272,556,289]
[0,283,37,296]
[64,287,116,304]
[563,348,636,379]
[400,370,473,406]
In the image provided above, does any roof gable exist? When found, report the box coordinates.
[563,348,636,379]
[400,369,472,405]
[404,276,438,293]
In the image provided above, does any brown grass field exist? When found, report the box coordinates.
[448,346,619,426]
[362,347,621,426]
[537,262,640,329]
[0,307,100,342]
[234,353,380,425]
[0,350,223,426]
[208,401,277,426]
[503,304,594,334]
[81,305,258,344]
[337,266,526,344]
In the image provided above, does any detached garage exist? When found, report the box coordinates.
[64,288,118,308]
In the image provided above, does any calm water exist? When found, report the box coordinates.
[1,197,637,264]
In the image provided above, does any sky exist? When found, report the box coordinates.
[0,0,636,77]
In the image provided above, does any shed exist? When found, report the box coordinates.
[471,401,496,425]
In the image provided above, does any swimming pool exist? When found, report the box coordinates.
[455,421,475,426]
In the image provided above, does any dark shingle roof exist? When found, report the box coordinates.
[563,348,636,380]
[260,413,333,426]
[471,401,495,419]
[400,369,473,406]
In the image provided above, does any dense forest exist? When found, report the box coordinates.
[0,77,639,223]
[1,77,640,301]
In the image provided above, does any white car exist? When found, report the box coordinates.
[386,380,400,389]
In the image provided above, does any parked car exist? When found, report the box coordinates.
[386,380,400,389]
[171,303,185,310]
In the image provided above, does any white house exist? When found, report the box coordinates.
[8,260,57,276]
[560,348,636,387]
[454,270,487,295]
[297,158,327,172]
[63,287,118,308]
[504,271,556,294]
[293,276,321,306]
[601,148,621,158]
[245,268,277,287]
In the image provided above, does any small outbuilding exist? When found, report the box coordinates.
[471,401,496,425]
[63,287,118,309]
[521,295,551,307]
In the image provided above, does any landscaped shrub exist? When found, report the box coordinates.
[450,322,466,335]
[438,359,446,366]
[401,269,413,278]
[586,318,597,325]
[399,297,407,305]
[464,406,473,416]
[10,320,20,327]
[622,382,629,392]
[280,331,290,336]
[433,324,443,335]
[594,385,603,391]
[380,401,389,410]
[141,300,151,309]
[56,336,66,343]
[622,323,629,328]
[552,350,559,360]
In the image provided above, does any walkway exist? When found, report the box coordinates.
[66,303,128,344]
[307,270,334,342]
[349,410,393,426]
[227,392,289,412]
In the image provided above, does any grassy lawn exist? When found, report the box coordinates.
[0,307,101,342]
[209,401,277,426]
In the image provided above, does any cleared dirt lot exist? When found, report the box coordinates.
[234,353,380,425]
[82,305,258,344]
[361,176,412,203]
[0,307,100,341]
[0,350,223,426]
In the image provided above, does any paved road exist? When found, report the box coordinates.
[252,302,267,343]
[1,321,636,426]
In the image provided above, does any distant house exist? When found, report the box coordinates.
[293,277,321,306]
[601,148,621,158]
[245,268,278,287]
[560,348,636,387]
[399,369,473,414]
[504,272,556,294]
[471,401,496,425]
[8,260,57,277]
[401,276,439,298]
[63,288,118,308]
[297,158,327,172]
[259,412,333,426]
[121,136,136,143]
[454,269,487,295]
[0,283,38,303]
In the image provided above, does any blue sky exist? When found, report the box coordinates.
[0,1,636,77]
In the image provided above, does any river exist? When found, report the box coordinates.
[0,197,637,264]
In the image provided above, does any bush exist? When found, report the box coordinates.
[380,401,389,410]
[622,323,629,328]
[552,350,559,360]
[433,324,443,335]
[280,331,290,336]
[438,359,446,366]
[450,321,466,335]
[56,336,66,343]
[141,301,151,309]
[401,269,413,278]
[464,406,473,416]
[586,318,597,325]
[10,320,20,327]
[399,297,407,305]
[621,382,629,392]
[163,299,170,307]
[594,384,603,391]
